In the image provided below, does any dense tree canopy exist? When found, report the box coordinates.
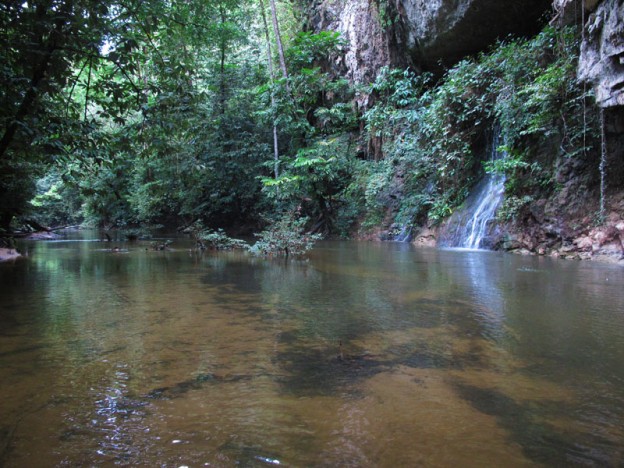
[1,0,603,246]
[1,0,358,233]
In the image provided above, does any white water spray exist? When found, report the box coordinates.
[442,128,506,249]
[462,169,506,249]
[393,224,412,243]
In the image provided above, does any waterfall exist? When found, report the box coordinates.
[461,169,505,249]
[441,129,506,249]
[392,224,412,242]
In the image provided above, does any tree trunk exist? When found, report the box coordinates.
[272,125,280,179]
[0,0,73,160]
[268,0,289,85]
[259,0,280,178]
[219,5,228,116]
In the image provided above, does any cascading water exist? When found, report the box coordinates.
[442,128,506,249]
[393,224,412,242]
[391,208,419,242]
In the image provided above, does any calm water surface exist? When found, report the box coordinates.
[1,233,624,466]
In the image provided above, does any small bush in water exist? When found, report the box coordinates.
[251,213,322,257]
[198,228,249,250]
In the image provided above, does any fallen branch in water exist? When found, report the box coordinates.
[9,223,80,239]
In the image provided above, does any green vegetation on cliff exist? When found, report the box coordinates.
[1,1,608,248]
[356,26,600,238]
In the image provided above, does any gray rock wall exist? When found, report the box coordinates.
[551,0,601,24]
[306,0,624,109]
[398,0,552,70]
[306,0,393,105]
[577,0,624,108]
[305,0,552,90]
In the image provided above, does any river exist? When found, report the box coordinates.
[1,233,624,466]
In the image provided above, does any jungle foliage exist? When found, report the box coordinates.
[2,0,358,238]
[1,0,599,245]
[357,25,600,235]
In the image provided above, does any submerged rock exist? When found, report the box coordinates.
[0,248,21,262]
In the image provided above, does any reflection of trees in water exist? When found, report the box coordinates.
[453,382,609,466]
[251,244,514,397]
[3,240,624,465]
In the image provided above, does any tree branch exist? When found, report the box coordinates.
[0,0,74,160]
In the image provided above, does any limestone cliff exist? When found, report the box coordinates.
[578,0,624,107]
[554,0,624,108]
[307,0,623,110]
[551,0,601,24]
[304,0,394,106]
[305,0,552,89]
[397,0,553,71]
[304,0,624,262]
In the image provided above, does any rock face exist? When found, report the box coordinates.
[305,0,624,262]
[308,0,623,108]
[577,0,624,107]
[554,0,624,108]
[305,0,552,90]
[397,0,552,71]
[303,0,395,107]
[551,0,601,25]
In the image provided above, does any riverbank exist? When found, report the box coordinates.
[382,174,624,265]
[408,219,624,265]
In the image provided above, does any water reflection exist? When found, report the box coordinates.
[1,237,624,466]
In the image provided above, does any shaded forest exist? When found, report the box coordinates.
[1,0,622,258]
